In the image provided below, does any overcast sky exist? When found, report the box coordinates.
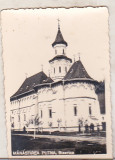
[1,8,109,101]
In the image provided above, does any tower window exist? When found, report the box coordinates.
[49,109,52,118]
[74,106,77,116]
[59,66,61,73]
[65,67,67,73]
[24,114,26,121]
[54,68,55,73]
[55,50,57,54]
[63,49,64,55]
[41,110,43,118]
[89,106,92,115]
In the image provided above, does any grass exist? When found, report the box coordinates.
[11,134,106,155]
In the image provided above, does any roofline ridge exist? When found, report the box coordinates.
[10,77,99,101]
[49,55,72,63]
[26,71,43,79]
[63,78,99,84]
[10,89,34,99]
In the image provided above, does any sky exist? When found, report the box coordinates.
[1,7,109,101]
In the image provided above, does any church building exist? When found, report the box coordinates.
[10,22,104,133]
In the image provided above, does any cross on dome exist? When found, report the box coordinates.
[57,18,60,30]
[73,54,76,62]
[78,52,80,60]
[52,19,68,47]
[25,73,28,79]
[73,53,81,62]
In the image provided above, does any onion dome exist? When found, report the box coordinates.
[52,27,68,47]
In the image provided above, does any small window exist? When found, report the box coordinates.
[54,68,55,73]
[65,67,67,73]
[55,50,57,54]
[18,115,20,122]
[49,109,52,118]
[74,106,77,116]
[63,49,64,54]
[41,110,43,118]
[89,106,92,115]
[24,114,26,121]
[59,66,61,73]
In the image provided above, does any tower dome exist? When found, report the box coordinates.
[52,28,68,47]
[49,20,72,82]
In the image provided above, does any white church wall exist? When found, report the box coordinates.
[10,94,38,130]
[53,85,66,128]
[37,87,55,129]
[37,84,67,131]
[38,102,52,128]
[64,82,96,99]
[63,82,102,129]
[10,81,102,132]
[54,44,67,55]
[50,59,71,81]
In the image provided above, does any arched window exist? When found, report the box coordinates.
[41,110,43,118]
[89,106,92,115]
[74,106,77,116]
[49,109,52,118]
[59,66,61,73]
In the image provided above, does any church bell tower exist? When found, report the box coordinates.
[49,20,72,82]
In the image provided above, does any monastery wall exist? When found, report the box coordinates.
[10,94,36,130]
[64,82,101,130]
[10,82,102,132]
[37,85,65,131]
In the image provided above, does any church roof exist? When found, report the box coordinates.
[10,71,53,101]
[95,81,105,94]
[49,55,72,63]
[64,60,93,81]
[52,28,68,47]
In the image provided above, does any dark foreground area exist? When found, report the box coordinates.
[11,134,106,156]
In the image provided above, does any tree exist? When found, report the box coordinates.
[78,118,88,133]
[57,118,62,131]
[25,114,43,138]
[48,122,52,134]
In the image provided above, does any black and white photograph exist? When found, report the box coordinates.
[1,8,112,158]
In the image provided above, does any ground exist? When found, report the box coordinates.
[11,133,106,156]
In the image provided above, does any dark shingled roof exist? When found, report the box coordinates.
[52,28,68,47]
[64,60,93,80]
[10,71,53,101]
[49,55,72,63]
[95,81,105,94]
